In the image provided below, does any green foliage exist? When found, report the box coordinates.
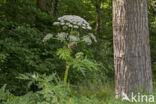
[0,6,59,94]
[0,53,7,63]
[70,56,98,75]
[0,78,154,104]
[0,74,103,104]
[56,46,98,74]
[56,47,71,61]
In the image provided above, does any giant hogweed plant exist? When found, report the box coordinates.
[43,15,98,84]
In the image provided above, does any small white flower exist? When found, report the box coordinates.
[87,26,92,30]
[73,25,79,29]
[82,24,86,27]
[82,26,86,29]
[43,33,53,42]
[77,22,82,26]
[53,22,60,26]
[60,22,65,25]
[66,23,70,25]
[56,32,68,41]
[58,17,61,21]
[72,21,77,25]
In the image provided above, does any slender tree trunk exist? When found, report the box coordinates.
[113,0,153,98]
[94,0,101,61]
[37,0,47,11]
[95,0,101,33]
[37,0,58,16]
[49,0,58,16]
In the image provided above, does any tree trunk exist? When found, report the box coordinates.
[95,0,101,33]
[37,0,47,11]
[37,0,58,16]
[49,0,58,16]
[113,0,153,98]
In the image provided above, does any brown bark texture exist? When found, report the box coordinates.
[113,0,153,98]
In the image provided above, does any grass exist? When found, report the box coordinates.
[72,80,156,104]
[0,79,156,104]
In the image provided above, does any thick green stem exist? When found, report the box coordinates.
[63,29,73,84]
[64,64,70,84]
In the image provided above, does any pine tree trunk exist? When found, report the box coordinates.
[113,0,153,98]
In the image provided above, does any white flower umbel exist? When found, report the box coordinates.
[43,33,53,42]
[53,15,92,30]
[88,33,97,42]
[69,35,80,42]
[82,35,92,45]
[73,25,79,29]
[52,15,97,45]
[56,32,68,41]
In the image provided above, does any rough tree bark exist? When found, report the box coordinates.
[113,0,153,98]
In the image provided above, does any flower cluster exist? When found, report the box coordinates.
[42,15,97,45]
[43,32,97,45]
[53,15,92,30]
[69,35,80,42]
[56,32,68,41]
[56,32,80,43]
[43,33,53,42]
[82,33,97,45]
[54,32,97,45]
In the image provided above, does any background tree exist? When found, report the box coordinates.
[113,0,153,98]
[37,0,58,16]
[37,0,47,11]
[95,0,102,33]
